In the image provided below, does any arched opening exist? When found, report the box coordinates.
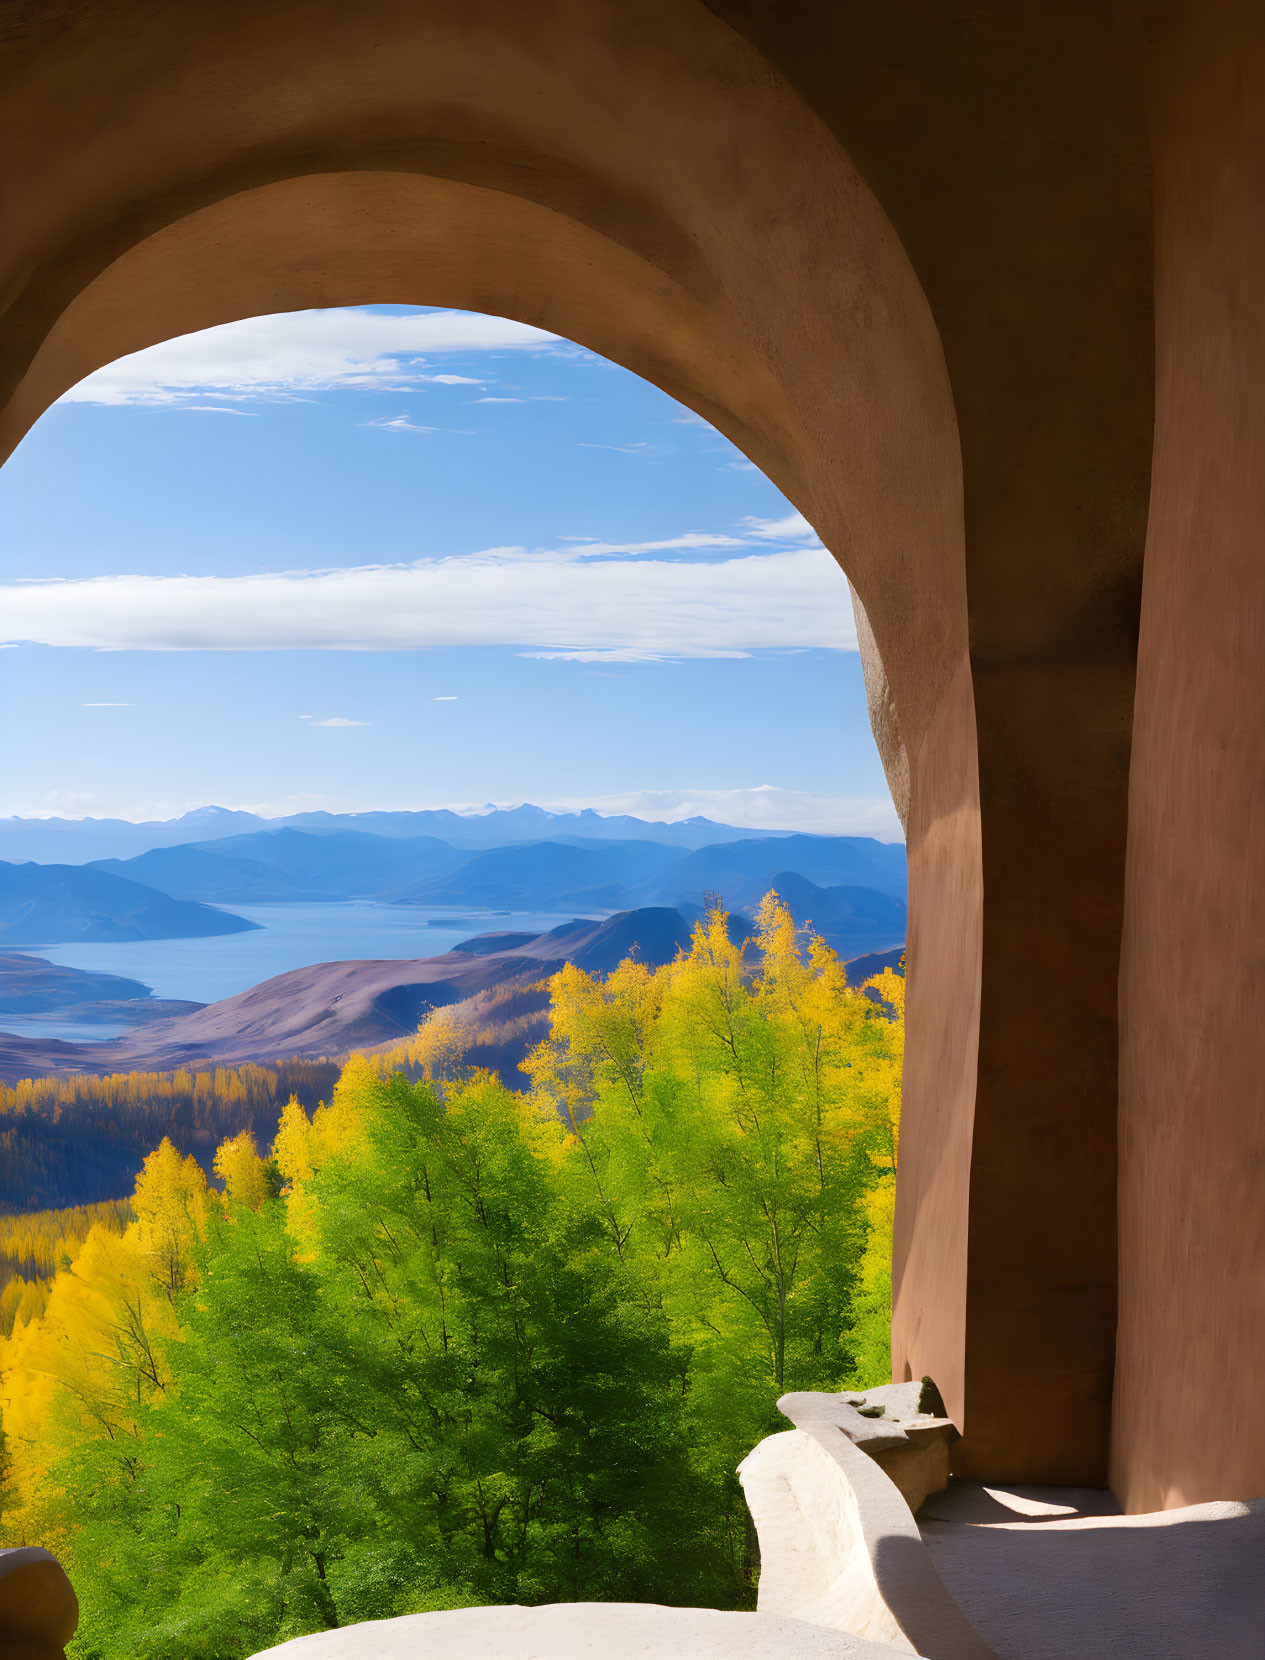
[0,298,942,1646]
[0,4,977,1451]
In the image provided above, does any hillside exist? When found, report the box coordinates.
[0,909,700,1080]
[843,945,905,985]
[0,955,152,1015]
[0,860,259,947]
[0,954,201,1028]
[396,835,906,957]
[0,914,895,1210]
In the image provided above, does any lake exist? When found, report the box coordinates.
[32,902,601,1007]
[0,1015,136,1043]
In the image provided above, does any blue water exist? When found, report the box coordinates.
[0,1016,134,1043]
[31,902,599,1007]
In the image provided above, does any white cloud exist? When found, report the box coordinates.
[82,700,134,707]
[173,406,260,416]
[471,396,523,404]
[309,716,369,728]
[58,308,558,407]
[579,440,651,455]
[0,542,853,660]
[742,512,818,541]
[434,695,459,701]
[554,532,746,558]
[363,414,473,436]
[542,786,903,841]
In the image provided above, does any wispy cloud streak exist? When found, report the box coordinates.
[58,309,557,407]
[0,544,853,660]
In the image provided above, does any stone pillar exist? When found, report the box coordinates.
[1113,2,1265,1511]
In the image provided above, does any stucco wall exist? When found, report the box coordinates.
[1114,2,1265,1512]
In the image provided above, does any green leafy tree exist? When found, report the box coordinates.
[305,1068,725,1610]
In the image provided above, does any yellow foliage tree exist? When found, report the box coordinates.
[212,1130,267,1211]
[527,895,904,1392]
[0,1142,208,1551]
[130,1138,210,1306]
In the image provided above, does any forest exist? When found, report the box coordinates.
[0,1200,132,1336]
[0,898,903,1659]
[0,1059,342,1213]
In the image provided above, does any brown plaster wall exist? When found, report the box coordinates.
[707,0,1154,1483]
[1114,3,1265,1511]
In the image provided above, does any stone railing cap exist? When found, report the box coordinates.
[777,1381,955,1455]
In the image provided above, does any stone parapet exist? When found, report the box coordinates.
[738,1387,995,1659]
[776,1381,958,1516]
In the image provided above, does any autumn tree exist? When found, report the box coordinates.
[525,894,904,1541]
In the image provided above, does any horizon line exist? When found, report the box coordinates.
[0,797,905,843]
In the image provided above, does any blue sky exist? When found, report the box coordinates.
[0,306,898,837]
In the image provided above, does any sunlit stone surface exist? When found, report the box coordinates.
[248,1602,918,1659]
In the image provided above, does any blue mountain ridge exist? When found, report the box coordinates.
[0,803,812,865]
[0,859,258,946]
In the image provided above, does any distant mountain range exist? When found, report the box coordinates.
[648,834,907,904]
[0,803,794,866]
[0,860,258,947]
[0,818,907,963]
[392,838,684,909]
[92,829,465,903]
[397,835,908,953]
[87,828,906,943]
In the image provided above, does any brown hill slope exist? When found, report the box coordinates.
[0,910,697,1082]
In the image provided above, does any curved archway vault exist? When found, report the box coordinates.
[2,0,993,1476]
[17,0,1265,1530]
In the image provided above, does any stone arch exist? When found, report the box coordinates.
[0,0,977,1435]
